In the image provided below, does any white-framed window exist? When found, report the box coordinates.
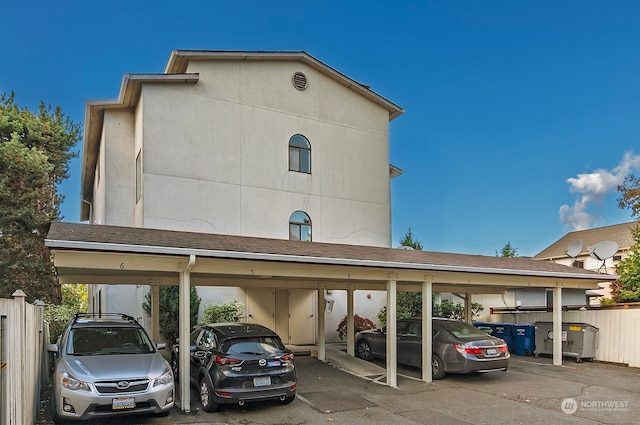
[289,211,312,241]
[289,134,311,174]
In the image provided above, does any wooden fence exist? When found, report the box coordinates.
[0,290,48,425]
[491,306,640,368]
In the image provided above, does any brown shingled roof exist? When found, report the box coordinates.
[46,222,612,279]
[534,221,638,260]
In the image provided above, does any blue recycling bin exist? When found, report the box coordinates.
[492,322,515,353]
[473,321,495,335]
[513,323,535,356]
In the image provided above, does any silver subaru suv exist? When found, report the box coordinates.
[47,313,174,423]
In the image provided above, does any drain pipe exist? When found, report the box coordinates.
[179,255,196,412]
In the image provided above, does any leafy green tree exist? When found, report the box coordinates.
[142,286,201,343]
[617,174,640,219]
[496,241,518,257]
[610,224,640,302]
[378,293,484,325]
[44,284,88,342]
[0,93,80,303]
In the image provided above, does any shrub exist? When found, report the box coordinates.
[200,300,244,324]
[336,314,377,340]
[142,286,201,343]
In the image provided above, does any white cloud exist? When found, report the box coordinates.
[559,152,640,230]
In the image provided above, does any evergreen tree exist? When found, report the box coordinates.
[0,93,80,302]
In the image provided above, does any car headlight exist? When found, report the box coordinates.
[61,373,91,391]
[153,367,173,387]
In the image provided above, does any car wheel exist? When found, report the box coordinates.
[431,355,446,380]
[280,394,296,404]
[199,376,220,412]
[356,339,373,361]
[50,396,66,424]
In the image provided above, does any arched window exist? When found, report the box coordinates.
[289,134,311,173]
[289,211,312,241]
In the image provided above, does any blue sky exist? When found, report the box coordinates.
[2,1,638,257]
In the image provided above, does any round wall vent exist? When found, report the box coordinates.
[292,72,308,90]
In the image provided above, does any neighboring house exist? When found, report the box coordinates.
[473,221,638,316]
[80,50,404,343]
[533,221,637,305]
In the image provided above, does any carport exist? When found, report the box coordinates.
[44,222,616,412]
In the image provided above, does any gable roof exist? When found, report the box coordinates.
[534,221,638,260]
[45,222,615,291]
[81,50,404,221]
[164,50,404,120]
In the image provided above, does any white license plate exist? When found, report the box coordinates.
[486,348,498,356]
[253,376,271,387]
[112,397,135,410]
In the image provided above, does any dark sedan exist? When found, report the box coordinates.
[173,323,296,412]
[355,318,509,379]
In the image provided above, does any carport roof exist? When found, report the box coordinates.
[45,222,616,291]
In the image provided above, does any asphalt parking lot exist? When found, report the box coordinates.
[38,348,640,425]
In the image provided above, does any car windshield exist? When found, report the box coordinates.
[438,321,491,339]
[222,336,285,355]
[67,326,156,355]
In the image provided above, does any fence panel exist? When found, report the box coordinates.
[0,291,46,425]
[492,308,640,368]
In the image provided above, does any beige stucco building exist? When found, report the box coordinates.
[81,50,404,343]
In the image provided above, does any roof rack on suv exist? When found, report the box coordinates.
[71,312,138,324]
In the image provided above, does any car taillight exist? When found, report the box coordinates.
[499,345,508,353]
[453,344,483,355]
[214,355,242,365]
[280,353,294,361]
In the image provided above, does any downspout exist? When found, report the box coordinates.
[179,255,196,412]
[81,199,93,223]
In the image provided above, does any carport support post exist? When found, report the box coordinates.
[346,286,355,357]
[464,293,472,323]
[386,279,397,388]
[422,279,433,383]
[179,255,196,412]
[317,289,326,361]
[552,287,563,366]
[151,285,160,342]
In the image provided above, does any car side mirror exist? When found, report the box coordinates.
[46,344,59,356]
[156,342,166,350]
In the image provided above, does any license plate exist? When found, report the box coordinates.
[253,376,271,387]
[486,348,498,356]
[112,397,135,410]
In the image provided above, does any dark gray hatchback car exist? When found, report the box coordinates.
[355,317,510,379]
[173,323,296,412]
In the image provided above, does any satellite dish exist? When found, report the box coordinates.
[588,241,618,261]
[588,241,619,273]
[566,239,584,258]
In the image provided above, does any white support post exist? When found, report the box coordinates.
[346,287,355,357]
[178,255,195,412]
[317,289,326,361]
[151,285,160,343]
[553,287,563,366]
[386,279,397,388]
[422,279,433,383]
[464,293,472,323]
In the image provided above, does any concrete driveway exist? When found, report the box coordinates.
[38,347,640,425]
